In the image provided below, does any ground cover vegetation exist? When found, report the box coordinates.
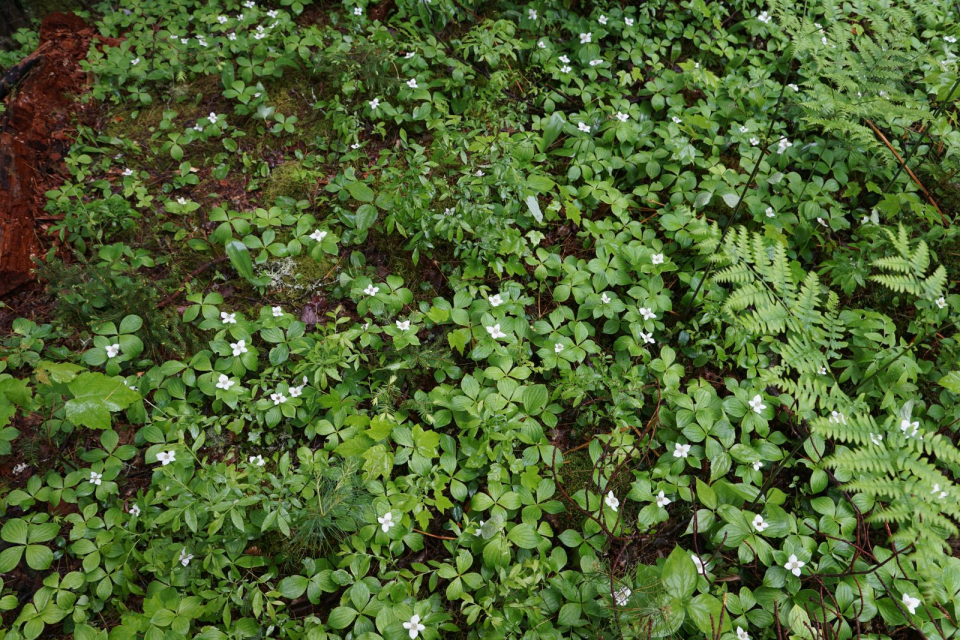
[2,0,960,638]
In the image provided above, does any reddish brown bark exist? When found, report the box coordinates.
[0,13,94,295]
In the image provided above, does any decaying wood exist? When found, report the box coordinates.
[0,13,94,295]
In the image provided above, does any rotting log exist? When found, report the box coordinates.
[0,12,95,295]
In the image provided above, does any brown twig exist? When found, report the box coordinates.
[414,529,456,541]
[865,119,949,227]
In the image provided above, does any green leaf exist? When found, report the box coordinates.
[541,112,565,151]
[662,546,698,599]
[525,196,543,224]
[523,385,548,415]
[1,518,27,545]
[226,240,255,281]
[327,606,358,629]
[507,523,540,549]
[278,575,308,599]
[347,181,375,203]
[65,373,140,430]
[24,544,54,570]
[686,593,729,635]
[0,546,23,573]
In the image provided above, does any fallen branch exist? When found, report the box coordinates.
[0,41,51,102]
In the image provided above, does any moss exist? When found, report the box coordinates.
[262,161,325,205]
[259,252,338,305]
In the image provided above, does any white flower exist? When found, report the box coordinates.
[129,504,141,516]
[131,57,140,65]
[407,78,418,89]
[179,548,194,567]
[578,122,591,133]
[364,284,379,296]
[737,627,750,640]
[932,482,947,499]
[271,392,287,405]
[777,138,792,154]
[369,97,380,110]
[601,292,611,304]
[378,512,396,532]
[354,7,363,15]
[554,343,564,354]
[272,306,283,317]
[900,418,919,437]
[486,324,507,340]
[651,253,664,265]
[817,217,827,227]
[830,411,847,425]
[819,366,827,375]
[244,0,255,7]
[560,65,572,73]
[528,8,537,19]
[750,137,760,146]
[615,111,629,122]
[351,142,360,150]
[639,307,656,320]
[614,586,631,606]
[289,383,303,398]
[604,491,620,511]
[739,125,749,133]
[249,454,265,467]
[537,40,546,49]
[692,555,706,575]
[814,22,822,29]
[935,296,946,309]
[228,32,237,41]
[784,554,805,577]
[758,11,771,23]
[122,168,134,176]
[403,614,426,639]
[673,443,691,458]
[821,36,828,45]
[640,332,655,345]
[671,116,682,124]
[106,343,121,359]
[598,15,607,25]
[902,592,921,615]
[397,320,411,331]
[788,83,799,92]
[194,122,204,131]
[580,32,592,44]
[559,55,569,63]
[176,197,187,205]
[215,374,234,390]
[946,35,957,44]
[475,169,485,176]
[748,394,766,414]
[156,451,176,465]
[766,207,775,218]
[488,294,503,307]
[231,340,248,356]
[589,59,603,67]
[752,514,769,532]
[221,311,237,324]
[310,229,327,242]
[208,111,218,124]
[656,491,671,507]
[869,433,883,445]
[753,461,763,471]
[625,17,634,27]
[90,471,103,486]
[13,463,28,474]
[404,52,415,59]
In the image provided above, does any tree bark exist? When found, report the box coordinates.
[0,12,93,295]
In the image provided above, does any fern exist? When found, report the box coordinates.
[870,224,946,299]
